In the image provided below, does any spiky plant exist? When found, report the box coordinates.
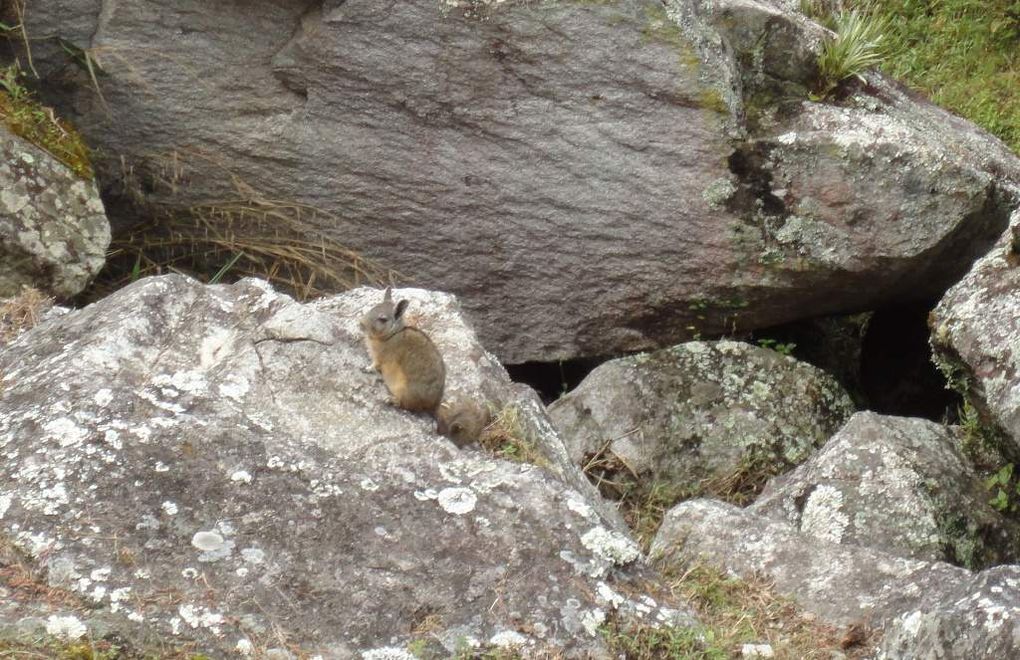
[815,10,889,97]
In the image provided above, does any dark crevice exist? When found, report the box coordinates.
[726,144,786,217]
[859,302,961,421]
[505,356,609,404]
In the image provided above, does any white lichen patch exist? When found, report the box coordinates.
[230,470,253,484]
[360,648,417,660]
[566,496,596,522]
[109,586,131,612]
[437,487,477,515]
[0,493,11,518]
[800,485,849,544]
[580,608,607,636]
[702,177,737,209]
[596,581,625,608]
[192,530,235,561]
[162,501,179,515]
[45,614,87,640]
[580,526,641,566]
[218,375,250,402]
[241,547,265,564]
[43,417,87,447]
[152,370,208,396]
[489,630,530,648]
[236,639,255,655]
[178,603,225,635]
[93,388,114,407]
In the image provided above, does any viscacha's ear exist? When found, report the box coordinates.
[394,299,409,320]
[383,286,393,302]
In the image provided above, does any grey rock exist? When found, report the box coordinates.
[931,208,1020,460]
[0,275,691,657]
[651,498,968,628]
[877,566,1020,660]
[0,125,109,298]
[548,340,854,500]
[653,499,1020,656]
[17,0,1020,362]
[752,412,1020,568]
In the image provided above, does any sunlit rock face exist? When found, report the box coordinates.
[17,0,1020,361]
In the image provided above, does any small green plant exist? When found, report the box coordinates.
[208,251,246,285]
[986,463,1020,512]
[814,10,889,98]
[757,338,797,356]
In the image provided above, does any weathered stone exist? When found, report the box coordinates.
[0,275,691,657]
[0,125,109,298]
[651,498,968,627]
[877,566,1020,660]
[752,412,1020,568]
[931,208,1020,460]
[548,340,854,500]
[14,0,1020,362]
[653,499,1020,656]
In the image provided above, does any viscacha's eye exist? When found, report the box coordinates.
[377,316,388,323]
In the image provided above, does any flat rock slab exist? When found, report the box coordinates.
[16,0,1020,361]
[752,412,1020,568]
[0,275,689,657]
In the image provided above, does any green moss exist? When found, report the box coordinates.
[698,88,729,114]
[641,3,700,69]
[850,0,1020,153]
[0,65,93,180]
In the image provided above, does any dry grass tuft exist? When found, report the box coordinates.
[478,405,549,468]
[582,439,787,549]
[82,155,401,302]
[0,533,83,611]
[0,286,53,345]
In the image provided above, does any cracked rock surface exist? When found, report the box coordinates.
[16,0,1020,361]
[0,275,689,657]
[0,125,109,298]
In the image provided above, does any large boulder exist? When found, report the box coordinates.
[752,412,1020,568]
[931,208,1020,460]
[0,125,109,298]
[13,0,1020,362]
[0,275,690,657]
[548,340,854,500]
[651,498,1020,658]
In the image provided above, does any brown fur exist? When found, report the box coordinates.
[365,326,445,411]
[361,288,445,412]
[436,398,492,447]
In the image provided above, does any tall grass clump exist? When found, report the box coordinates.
[814,10,888,97]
